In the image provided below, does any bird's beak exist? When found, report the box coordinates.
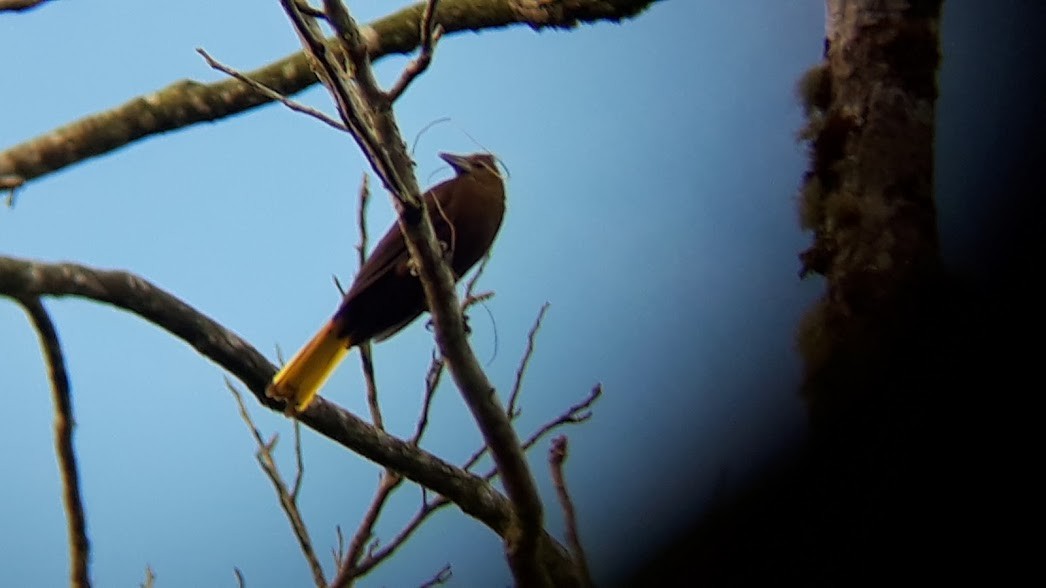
[439,152,471,174]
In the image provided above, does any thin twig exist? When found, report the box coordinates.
[409,255,493,446]
[507,302,551,418]
[283,0,396,195]
[258,4,553,573]
[196,48,348,132]
[521,385,602,453]
[358,343,381,427]
[20,297,91,588]
[233,567,245,588]
[0,255,579,584]
[331,471,405,587]
[549,437,593,587]
[353,172,384,429]
[464,384,603,472]
[410,349,446,445]
[355,173,371,267]
[226,379,326,588]
[386,0,444,102]
[356,383,604,577]
[461,290,494,308]
[418,564,453,587]
[333,525,346,567]
[1,1,658,187]
[292,419,306,500]
[353,491,443,576]
[140,565,156,588]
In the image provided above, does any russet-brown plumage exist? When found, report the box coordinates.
[266,152,506,412]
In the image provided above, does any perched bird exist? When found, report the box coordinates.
[266,152,506,413]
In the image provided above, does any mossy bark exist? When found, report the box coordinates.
[798,0,945,432]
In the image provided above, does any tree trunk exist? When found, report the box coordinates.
[798,0,944,432]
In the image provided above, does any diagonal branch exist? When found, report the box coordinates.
[18,297,91,588]
[0,254,581,586]
[196,48,348,132]
[0,0,661,188]
[353,382,602,578]
[331,470,404,587]
[284,2,549,582]
[386,0,444,103]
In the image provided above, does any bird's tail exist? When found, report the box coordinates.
[267,320,351,413]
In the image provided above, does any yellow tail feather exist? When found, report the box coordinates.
[267,321,352,413]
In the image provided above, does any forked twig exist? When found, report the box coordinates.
[387,0,444,102]
[463,384,603,472]
[331,470,404,587]
[353,383,603,576]
[226,379,326,587]
[410,253,494,446]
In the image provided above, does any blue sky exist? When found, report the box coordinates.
[1,1,1016,585]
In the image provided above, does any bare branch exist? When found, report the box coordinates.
[353,490,445,576]
[359,383,603,578]
[280,2,550,580]
[0,0,660,187]
[1,174,23,191]
[548,437,593,587]
[352,173,384,430]
[410,349,444,445]
[507,302,551,418]
[463,383,603,472]
[521,385,601,453]
[1,257,580,582]
[331,471,405,587]
[19,297,91,588]
[196,48,348,132]
[233,567,245,588]
[386,0,444,103]
[354,174,371,267]
[463,253,492,304]
[419,564,453,587]
[410,254,495,445]
[0,255,525,541]
[281,1,395,195]
[0,0,54,12]
[226,380,326,587]
[292,420,306,500]
[332,525,346,568]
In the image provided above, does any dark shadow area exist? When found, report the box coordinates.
[620,3,1043,585]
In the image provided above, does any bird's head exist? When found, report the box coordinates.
[439,152,502,180]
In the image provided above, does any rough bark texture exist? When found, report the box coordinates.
[0,254,579,587]
[791,0,953,581]
[0,0,661,188]
[798,0,944,428]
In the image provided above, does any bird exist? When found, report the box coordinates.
[266,152,506,413]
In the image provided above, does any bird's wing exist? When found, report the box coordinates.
[345,186,457,299]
